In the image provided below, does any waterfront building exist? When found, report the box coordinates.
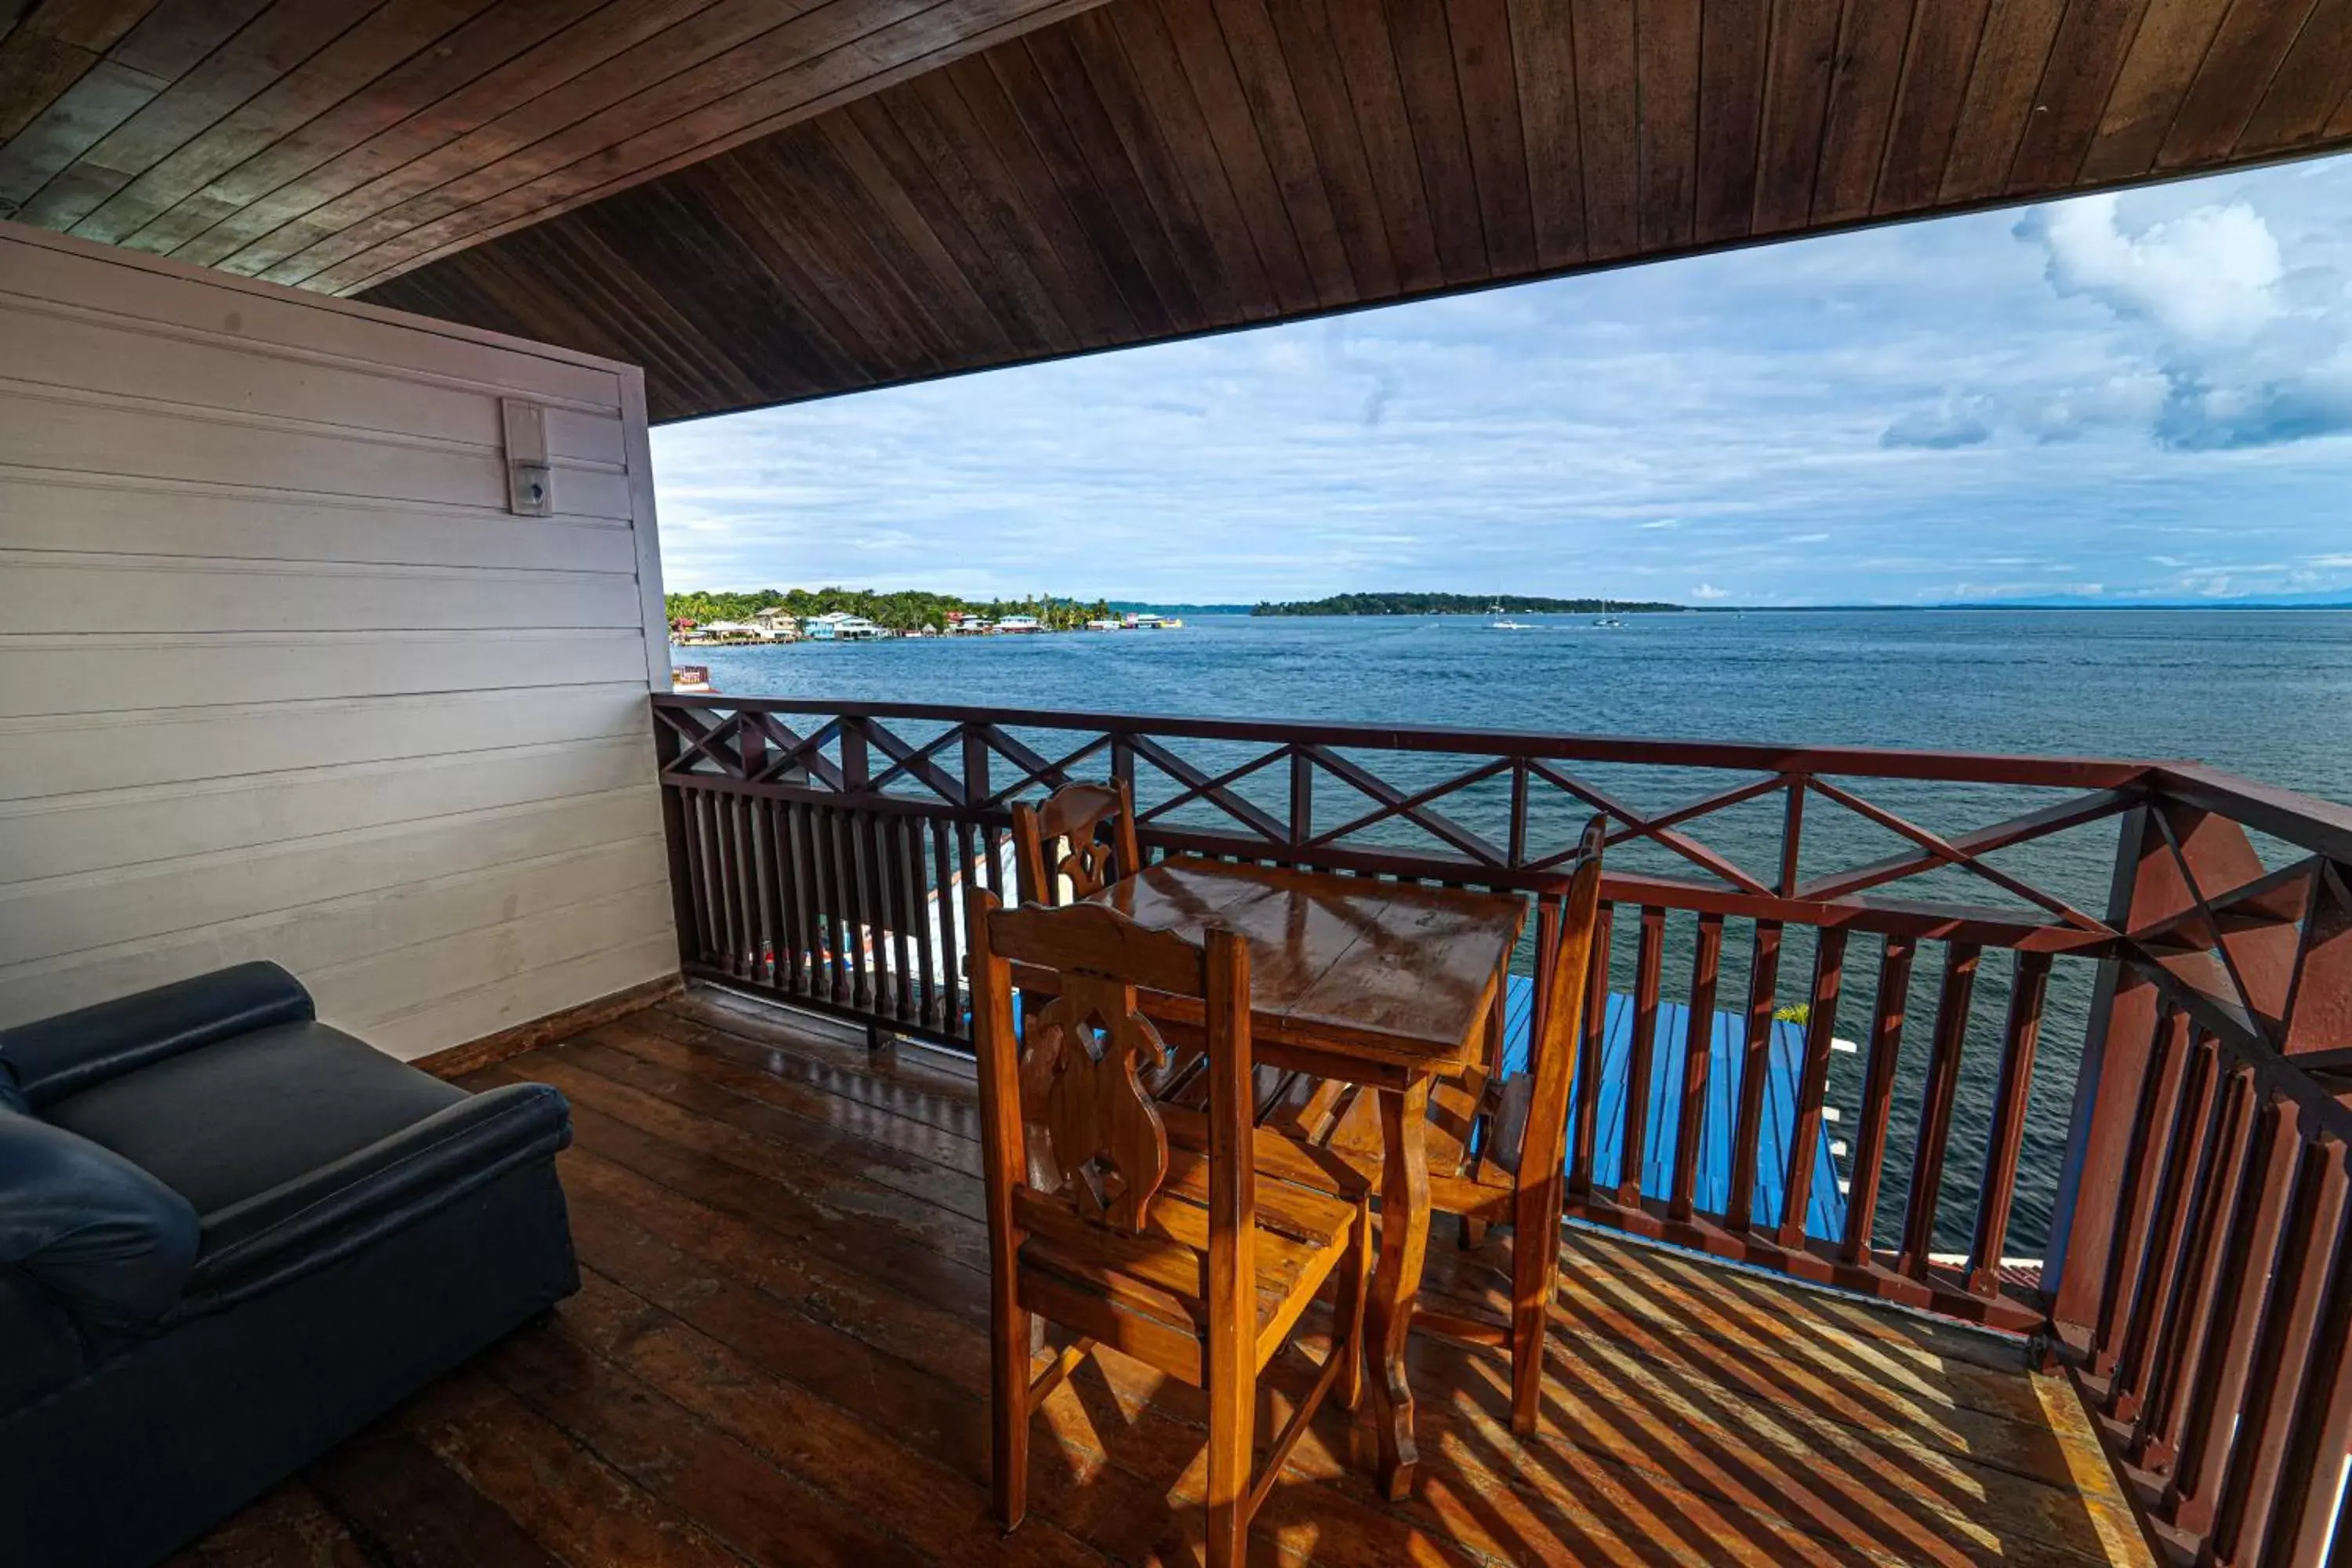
[804,612,883,641]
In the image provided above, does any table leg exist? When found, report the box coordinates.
[1365,1076,1432,1501]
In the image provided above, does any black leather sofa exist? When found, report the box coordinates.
[0,962,579,1566]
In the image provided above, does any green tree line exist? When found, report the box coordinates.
[666,586,1113,633]
[1252,592,1683,616]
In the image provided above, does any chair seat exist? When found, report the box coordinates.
[1014,1148,1359,1384]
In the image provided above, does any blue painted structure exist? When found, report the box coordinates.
[985,974,1847,1243]
[1497,975,1847,1243]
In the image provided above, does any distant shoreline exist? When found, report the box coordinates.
[1243,601,2352,616]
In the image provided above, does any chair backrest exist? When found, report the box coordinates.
[1511,815,1610,1183]
[968,890,1254,1246]
[1012,781,1142,907]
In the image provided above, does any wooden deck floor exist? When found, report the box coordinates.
[186,986,2150,1568]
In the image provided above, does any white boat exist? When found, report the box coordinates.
[1486,601,1536,630]
[1593,598,1627,629]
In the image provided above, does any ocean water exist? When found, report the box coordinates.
[687,610,2352,1253]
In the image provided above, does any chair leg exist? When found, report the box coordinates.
[1509,1180,1562,1438]
[1457,1214,1490,1250]
[1204,1358,1254,1568]
[992,1304,1033,1530]
[1331,1199,1373,1412]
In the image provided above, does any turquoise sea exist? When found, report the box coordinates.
[685,610,2352,1253]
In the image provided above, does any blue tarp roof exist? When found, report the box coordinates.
[1499,975,1847,1243]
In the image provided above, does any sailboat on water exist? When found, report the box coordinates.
[1486,601,1537,630]
[1593,597,1628,629]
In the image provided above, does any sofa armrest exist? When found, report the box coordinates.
[180,1083,572,1315]
[0,963,314,1111]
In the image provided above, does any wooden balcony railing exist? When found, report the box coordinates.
[650,695,2352,1565]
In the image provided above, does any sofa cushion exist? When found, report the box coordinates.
[0,1109,198,1328]
[44,1022,465,1218]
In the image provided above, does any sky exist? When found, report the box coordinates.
[648,151,2352,608]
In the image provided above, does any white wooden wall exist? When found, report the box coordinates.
[0,222,677,1061]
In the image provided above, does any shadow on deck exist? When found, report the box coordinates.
[187,985,2149,1568]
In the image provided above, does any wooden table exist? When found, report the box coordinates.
[1087,855,1528,1500]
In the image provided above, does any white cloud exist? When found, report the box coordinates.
[1691,583,1730,600]
[2016,189,2352,448]
[2030,193,2283,344]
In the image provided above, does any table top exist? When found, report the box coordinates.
[1086,855,1527,1072]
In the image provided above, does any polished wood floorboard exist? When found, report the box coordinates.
[184,985,2148,1568]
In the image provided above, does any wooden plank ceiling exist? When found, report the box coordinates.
[5,0,2350,424]
[0,0,1097,283]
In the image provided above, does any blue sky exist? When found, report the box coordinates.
[650,151,2352,607]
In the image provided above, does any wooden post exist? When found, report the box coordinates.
[652,712,705,971]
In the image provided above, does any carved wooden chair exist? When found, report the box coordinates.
[1011,779,1140,908]
[967,889,1370,1566]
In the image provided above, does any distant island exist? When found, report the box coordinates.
[1254,593,1682,617]
[666,586,1116,633]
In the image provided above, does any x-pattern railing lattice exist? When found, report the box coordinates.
[654,699,2161,942]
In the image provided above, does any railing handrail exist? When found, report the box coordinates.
[652,692,2176,790]
[2150,762,2352,862]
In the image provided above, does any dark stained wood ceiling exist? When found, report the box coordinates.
[0,0,1097,287]
[358,0,2352,421]
[6,0,2350,424]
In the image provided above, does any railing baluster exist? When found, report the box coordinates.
[702,792,728,975]
[1777,925,1848,1250]
[2266,1139,2352,1567]
[909,815,937,1027]
[1965,949,2053,1294]
[2092,1006,2190,1372]
[2111,1031,2223,1422]
[1617,906,1666,1207]
[1668,913,1723,1224]
[1898,942,1980,1281]
[2205,1128,2346,1564]
[888,815,916,1021]
[728,794,755,978]
[750,797,780,985]
[681,789,716,967]
[1724,919,1784,1234]
[817,807,848,1004]
[779,800,811,996]
[2168,1094,2299,1534]
[1568,902,1613,1200]
[931,817,958,1031]
[1841,935,1915,1265]
[2132,1065,2259,1472]
[846,810,876,1011]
